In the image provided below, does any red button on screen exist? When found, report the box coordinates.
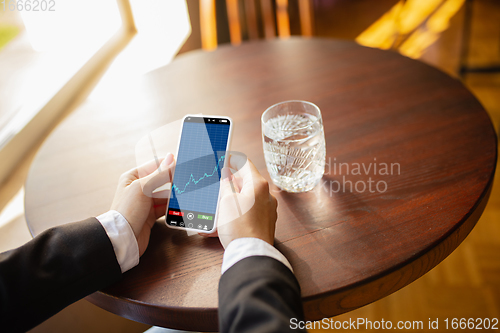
[169,210,184,216]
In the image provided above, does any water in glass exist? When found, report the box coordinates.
[263,113,326,192]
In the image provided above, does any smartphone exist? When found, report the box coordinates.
[166,115,232,233]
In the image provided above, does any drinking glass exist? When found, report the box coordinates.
[262,100,326,193]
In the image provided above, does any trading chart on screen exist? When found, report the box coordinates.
[167,117,230,231]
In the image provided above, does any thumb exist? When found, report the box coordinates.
[141,154,176,197]
[220,167,238,196]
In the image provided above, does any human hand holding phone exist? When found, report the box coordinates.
[215,158,278,249]
[110,153,176,256]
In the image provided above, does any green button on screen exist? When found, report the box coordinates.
[198,214,213,220]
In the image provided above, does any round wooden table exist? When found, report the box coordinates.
[25,38,497,331]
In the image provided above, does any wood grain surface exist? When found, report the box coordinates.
[24,38,497,331]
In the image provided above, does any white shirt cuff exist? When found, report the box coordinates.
[221,237,293,275]
[96,210,140,273]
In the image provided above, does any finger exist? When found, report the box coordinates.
[154,204,167,219]
[227,152,248,170]
[140,152,173,178]
[220,167,238,196]
[153,197,168,206]
[270,192,278,211]
[151,189,171,199]
[147,205,158,228]
[130,156,166,180]
[198,230,218,237]
[230,175,244,192]
[228,174,241,193]
[142,155,176,196]
[237,158,265,196]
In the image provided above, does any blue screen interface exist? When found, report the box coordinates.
[166,117,230,231]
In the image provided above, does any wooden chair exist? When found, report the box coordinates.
[200,0,314,50]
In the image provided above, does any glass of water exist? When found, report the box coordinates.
[262,100,326,193]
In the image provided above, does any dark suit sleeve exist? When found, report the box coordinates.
[0,217,122,333]
[218,255,307,333]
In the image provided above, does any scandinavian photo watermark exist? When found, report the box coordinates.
[320,157,401,195]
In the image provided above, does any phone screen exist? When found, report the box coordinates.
[166,116,231,232]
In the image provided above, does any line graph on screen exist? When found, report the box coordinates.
[172,155,225,195]
[168,121,230,213]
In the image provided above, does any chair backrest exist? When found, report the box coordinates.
[200,0,314,50]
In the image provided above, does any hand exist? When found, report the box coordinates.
[216,157,278,249]
[110,153,175,256]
